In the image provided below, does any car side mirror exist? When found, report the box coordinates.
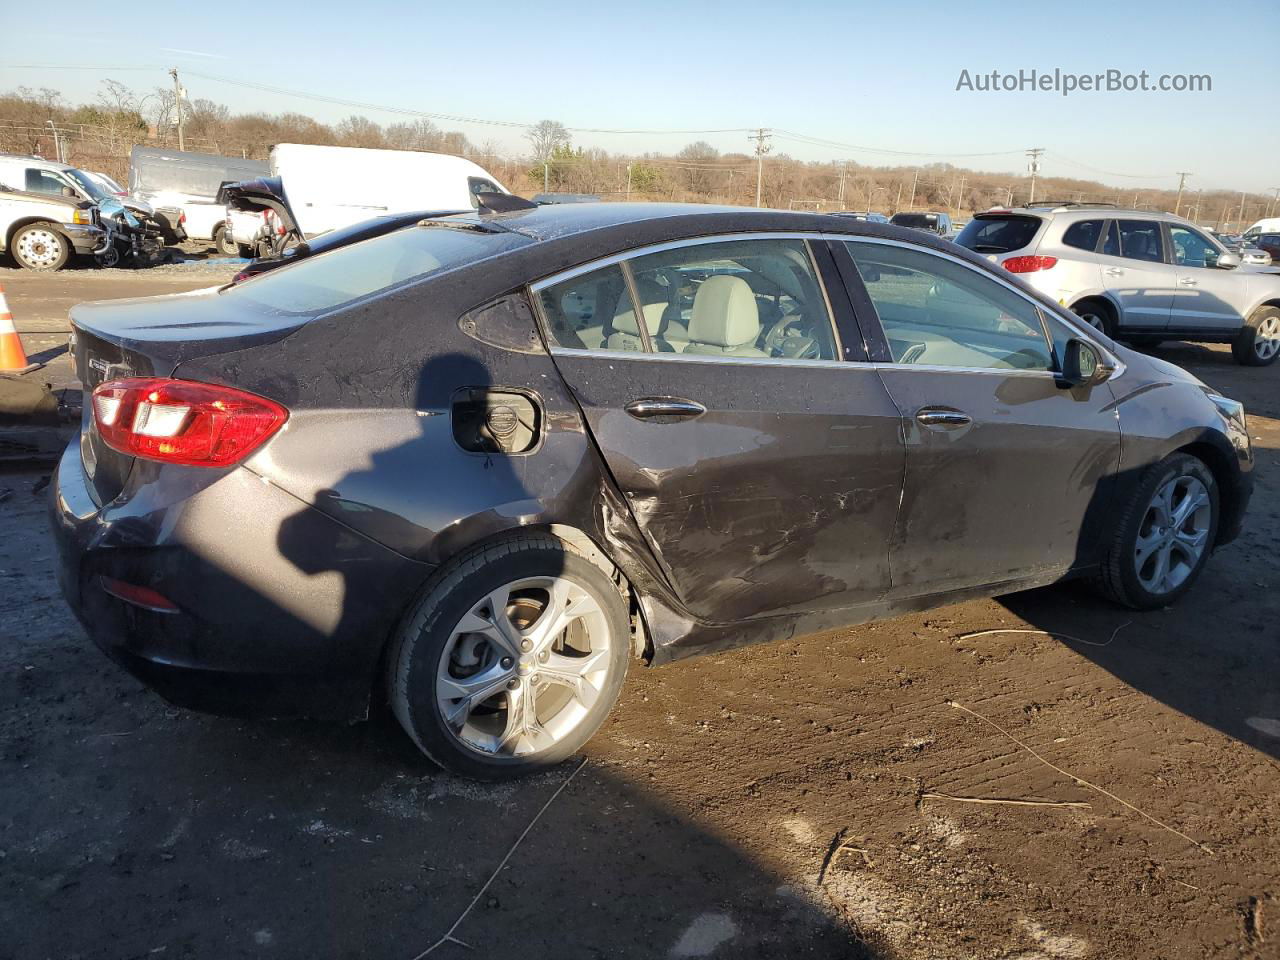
[61,185,78,198]
[1058,338,1112,389]
[1216,251,1241,269]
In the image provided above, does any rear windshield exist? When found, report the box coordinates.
[890,213,937,228]
[955,215,1042,254]
[222,224,530,314]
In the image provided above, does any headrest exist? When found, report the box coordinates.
[688,275,759,347]
[611,277,670,335]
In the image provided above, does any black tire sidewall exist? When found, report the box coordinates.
[1072,301,1114,338]
[213,225,237,257]
[1233,306,1280,366]
[393,545,629,780]
[1113,454,1218,609]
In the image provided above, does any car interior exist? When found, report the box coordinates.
[846,243,1054,370]
[538,239,840,361]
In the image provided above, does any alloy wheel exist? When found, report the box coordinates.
[16,228,64,269]
[1254,314,1280,361]
[1077,311,1106,333]
[435,576,613,757]
[1134,475,1211,596]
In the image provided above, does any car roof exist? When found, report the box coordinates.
[979,205,1196,224]
[436,201,906,244]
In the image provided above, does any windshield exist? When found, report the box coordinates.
[223,222,531,314]
[64,168,110,203]
[956,215,1042,253]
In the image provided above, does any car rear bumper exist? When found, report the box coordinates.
[49,440,434,720]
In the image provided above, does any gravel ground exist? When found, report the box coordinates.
[0,272,1277,959]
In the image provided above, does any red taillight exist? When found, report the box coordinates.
[100,576,179,613]
[1002,255,1058,273]
[91,378,287,467]
[179,212,186,224]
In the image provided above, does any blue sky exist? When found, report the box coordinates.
[2,0,1276,191]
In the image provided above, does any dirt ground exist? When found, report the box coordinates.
[0,269,1277,960]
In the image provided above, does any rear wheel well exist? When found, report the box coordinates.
[369,525,651,716]
[1070,296,1116,333]
[5,217,65,250]
[1176,440,1238,546]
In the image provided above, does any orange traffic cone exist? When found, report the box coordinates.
[0,284,41,374]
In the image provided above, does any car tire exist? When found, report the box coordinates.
[11,222,70,271]
[213,224,238,257]
[387,533,629,780]
[1231,305,1280,366]
[236,243,254,259]
[1093,453,1218,610]
[1071,299,1114,338]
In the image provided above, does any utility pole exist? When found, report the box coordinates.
[748,128,771,208]
[1173,172,1192,217]
[625,163,632,201]
[169,67,186,151]
[1025,147,1044,206]
[894,180,903,214]
[907,168,919,210]
[46,120,62,163]
[1190,188,1203,223]
[837,161,846,206]
[1267,187,1280,219]
[954,175,966,214]
[1238,190,1247,231]
[1215,198,1230,232]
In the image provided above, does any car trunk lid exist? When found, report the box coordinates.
[72,287,311,504]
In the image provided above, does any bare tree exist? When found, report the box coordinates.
[525,120,569,163]
[677,141,720,195]
[335,115,385,149]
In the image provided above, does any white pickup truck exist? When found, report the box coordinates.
[0,177,111,270]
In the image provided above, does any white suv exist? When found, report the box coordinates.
[955,204,1280,366]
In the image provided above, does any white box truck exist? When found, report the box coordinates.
[262,143,508,239]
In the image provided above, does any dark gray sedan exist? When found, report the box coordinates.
[50,203,1253,779]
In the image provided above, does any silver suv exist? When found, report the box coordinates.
[955,203,1280,366]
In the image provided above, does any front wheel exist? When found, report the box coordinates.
[1093,453,1218,609]
[1232,306,1280,366]
[387,535,629,780]
[11,223,70,270]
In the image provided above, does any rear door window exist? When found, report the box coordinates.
[538,265,635,352]
[1061,219,1104,252]
[1116,220,1164,263]
[955,216,1041,254]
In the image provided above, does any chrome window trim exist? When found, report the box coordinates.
[832,234,1126,380]
[530,231,844,362]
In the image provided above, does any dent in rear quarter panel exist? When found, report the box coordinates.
[174,260,689,654]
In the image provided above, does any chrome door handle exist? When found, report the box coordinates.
[1105,267,1124,277]
[915,408,972,427]
[625,397,707,421]
[1178,277,1199,286]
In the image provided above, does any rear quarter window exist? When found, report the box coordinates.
[955,216,1042,254]
[222,224,529,314]
[1061,219,1104,251]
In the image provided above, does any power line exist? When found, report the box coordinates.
[773,129,1023,159]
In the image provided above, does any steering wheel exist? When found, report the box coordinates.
[762,315,820,359]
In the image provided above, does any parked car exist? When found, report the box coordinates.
[831,211,890,223]
[0,181,110,269]
[130,146,268,254]
[52,203,1253,779]
[1250,233,1280,264]
[890,211,953,236]
[955,205,1280,365]
[1217,234,1273,266]
[260,143,507,239]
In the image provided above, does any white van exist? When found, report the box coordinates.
[1243,218,1280,241]
[267,144,508,238]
